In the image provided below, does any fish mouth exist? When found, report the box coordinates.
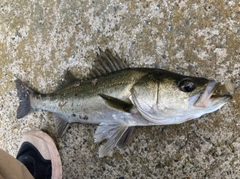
[194,80,232,107]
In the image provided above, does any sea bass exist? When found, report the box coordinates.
[16,49,234,157]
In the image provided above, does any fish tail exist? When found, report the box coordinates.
[15,79,36,119]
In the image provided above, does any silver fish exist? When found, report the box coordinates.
[16,49,234,157]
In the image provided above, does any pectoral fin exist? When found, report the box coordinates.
[94,122,134,157]
[53,114,69,137]
[99,94,133,112]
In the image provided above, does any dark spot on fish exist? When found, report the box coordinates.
[79,115,82,119]
[75,93,78,97]
[72,114,76,117]
[83,115,88,120]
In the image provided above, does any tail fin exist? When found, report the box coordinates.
[15,79,35,119]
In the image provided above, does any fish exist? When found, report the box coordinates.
[15,48,234,157]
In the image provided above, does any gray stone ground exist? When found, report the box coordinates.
[0,0,240,178]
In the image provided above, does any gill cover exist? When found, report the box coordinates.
[129,71,210,124]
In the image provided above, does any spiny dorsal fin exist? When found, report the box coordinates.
[88,48,129,79]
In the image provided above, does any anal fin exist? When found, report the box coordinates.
[53,114,69,137]
[94,122,134,157]
[117,126,135,149]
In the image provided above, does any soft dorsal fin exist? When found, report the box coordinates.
[88,48,129,79]
[55,71,78,91]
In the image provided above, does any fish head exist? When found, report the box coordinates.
[130,70,233,124]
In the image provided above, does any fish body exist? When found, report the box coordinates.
[30,69,151,125]
[16,49,233,157]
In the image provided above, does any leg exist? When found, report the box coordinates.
[0,148,33,179]
[16,130,62,179]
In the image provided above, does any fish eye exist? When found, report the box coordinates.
[178,79,196,92]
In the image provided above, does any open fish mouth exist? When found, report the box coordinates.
[194,80,232,107]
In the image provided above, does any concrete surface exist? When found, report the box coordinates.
[0,0,240,178]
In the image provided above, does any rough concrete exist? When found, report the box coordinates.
[0,0,240,178]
